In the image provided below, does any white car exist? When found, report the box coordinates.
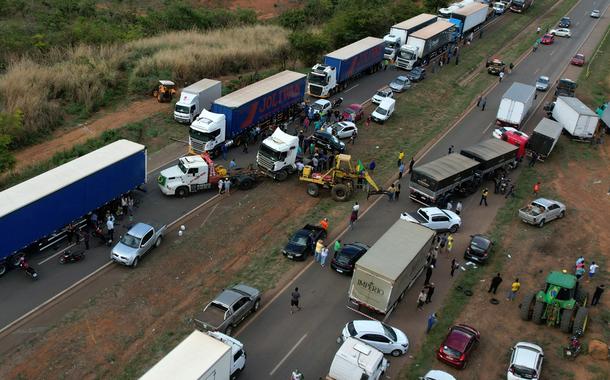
[420,370,457,380]
[372,87,394,104]
[590,9,601,18]
[400,207,461,232]
[508,342,544,380]
[550,28,571,37]
[492,126,529,139]
[311,99,332,115]
[330,121,358,139]
[341,320,409,357]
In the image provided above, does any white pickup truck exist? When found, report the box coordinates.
[518,198,566,227]
[400,207,461,233]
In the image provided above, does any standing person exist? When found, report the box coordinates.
[229,159,237,171]
[417,289,427,311]
[447,234,454,254]
[90,212,98,229]
[319,218,329,231]
[479,187,489,206]
[242,140,249,154]
[488,273,503,294]
[591,284,605,306]
[221,143,228,160]
[533,181,541,195]
[368,160,376,173]
[507,278,521,300]
[82,230,90,250]
[395,183,401,200]
[388,184,396,201]
[424,264,434,285]
[425,283,436,303]
[290,287,301,314]
[455,201,463,215]
[426,312,438,333]
[218,178,224,194]
[409,157,415,173]
[499,71,505,82]
[349,209,358,230]
[451,258,459,277]
[106,215,115,242]
[588,261,600,280]
[398,150,405,167]
[314,239,324,262]
[66,223,75,244]
[505,184,515,199]
[224,178,231,195]
[481,97,487,111]
[127,196,134,217]
[529,152,538,167]
[398,162,405,179]
[320,246,329,267]
[476,95,482,108]
[365,115,371,128]
[446,200,453,211]
[448,145,454,155]
[439,234,447,253]
[121,195,128,216]
[509,62,514,74]
[575,265,586,280]
[334,240,342,254]
[352,202,360,218]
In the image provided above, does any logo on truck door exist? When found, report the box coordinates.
[356,279,385,295]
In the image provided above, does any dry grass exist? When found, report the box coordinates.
[0,25,289,147]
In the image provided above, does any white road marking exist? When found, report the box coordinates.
[270,334,308,376]
[343,84,359,93]
[534,68,540,74]
[549,49,555,56]
[483,122,494,134]
[38,244,75,265]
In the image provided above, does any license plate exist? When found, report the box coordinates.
[336,269,343,273]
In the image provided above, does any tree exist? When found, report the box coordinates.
[278,8,307,30]
[0,110,23,173]
[288,31,329,67]
[424,0,449,13]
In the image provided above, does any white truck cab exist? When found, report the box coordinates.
[158,154,223,197]
[383,34,402,60]
[189,109,227,154]
[308,64,337,98]
[328,337,388,380]
[257,129,299,181]
[173,79,221,124]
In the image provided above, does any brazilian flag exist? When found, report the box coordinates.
[355,159,364,173]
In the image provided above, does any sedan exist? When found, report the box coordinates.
[492,126,529,139]
[540,34,554,45]
[372,87,393,104]
[389,76,411,92]
[437,324,480,369]
[311,99,332,115]
[464,234,493,264]
[571,53,585,66]
[312,131,346,153]
[535,76,550,91]
[341,320,409,357]
[508,342,544,380]
[558,16,571,28]
[590,9,601,18]
[550,28,571,37]
[407,66,426,82]
[331,242,369,274]
[342,103,364,122]
[330,121,358,139]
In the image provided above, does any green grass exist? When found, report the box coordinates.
[579,24,610,107]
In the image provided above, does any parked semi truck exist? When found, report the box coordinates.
[308,37,384,98]
[552,96,599,140]
[140,330,246,380]
[447,2,488,37]
[348,219,435,315]
[0,140,146,276]
[395,20,455,70]
[189,71,306,156]
[527,118,563,160]
[438,0,476,18]
[383,14,438,61]
[174,79,222,124]
[510,0,532,13]
[256,128,299,181]
[496,82,536,129]
[326,337,388,380]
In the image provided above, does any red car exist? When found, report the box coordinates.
[437,324,480,369]
[540,33,554,45]
[571,53,585,66]
[342,104,364,122]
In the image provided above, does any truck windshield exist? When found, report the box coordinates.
[120,233,141,248]
[259,143,286,161]
[175,105,190,114]
[375,107,388,116]
[190,128,217,143]
[178,161,188,174]
[384,47,395,55]
[399,50,416,61]
[308,72,327,86]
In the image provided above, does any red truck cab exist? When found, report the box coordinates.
[501,131,528,159]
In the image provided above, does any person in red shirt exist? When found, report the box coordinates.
[320,218,329,231]
[533,181,541,195]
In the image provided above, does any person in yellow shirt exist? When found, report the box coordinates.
[398,150,405,167]
[314,239,324,263]
[507,278,521,301]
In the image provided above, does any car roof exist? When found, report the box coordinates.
[314,99,331,105]
[538,76,549,80]
[339,243,368,256]
[532,197,560,207]
[424,370,456,380]
[472,234,491,244]
[395,76,408,80]
[128,223,153,238]
[352,320,385,334]
[513,342,543,367]
[215,288,247,306]
[445,325,476,351]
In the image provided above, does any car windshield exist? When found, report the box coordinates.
[442,345,462,357]
[575,54,584,59]
[210,301,228,313]
[381,323,397,341]
[376,90,388,97]
[312,102,325,111]
[347,322,357,336]
[471,237,489,249]
[511,364,537,379]
[394,78,406,85]
[290,233,308,247]
[178,161,188,174]
[418,209,430,220]
[120,233,141,248]
[538,77,549,84]
[189,128,215,143]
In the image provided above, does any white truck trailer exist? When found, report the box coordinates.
[395,20,455,70]
[383,14,438,61]
[174,79,222,124]
[140,330,245,380]
[496,82,536,129]
[552,96,599,139]
[348,219,435,315]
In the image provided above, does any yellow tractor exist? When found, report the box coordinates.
[299,154,386,202]
[153,80,177,103]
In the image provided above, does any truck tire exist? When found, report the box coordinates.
[573,307,588,334]
[532,300,545,324]
[11,253,24,267]
[560,308,574,333]
[331,184,350,202]
[275,169,288,182]
[520,293,536,321]
[176,187,189,198]
[538,219,545,228]
[238,177,255,190]
[307,184,320,197]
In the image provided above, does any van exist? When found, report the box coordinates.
[327,337,388,380]
[371,98,396,124]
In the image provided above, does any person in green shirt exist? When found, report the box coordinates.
[334,240,342,254]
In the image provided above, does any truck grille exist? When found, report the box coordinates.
[257,154,275,171]
[190,139,206,154]
[309,85,323,96]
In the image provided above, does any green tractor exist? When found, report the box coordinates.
[520,271,589,334]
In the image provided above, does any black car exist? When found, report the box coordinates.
[558,16,571,28]
[463,234,493,264]
[312,131,346,153]
[331,242,370,275]
[406,67,426,82]
[282,224,327,261]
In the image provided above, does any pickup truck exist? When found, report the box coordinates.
[110,222,166,267]
[282,224,328,261]
[194,284,261,336]
[518,198,566,227]
[400,207,461,233]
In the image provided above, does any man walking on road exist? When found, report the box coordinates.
[424,264,434,285]
[455,201,463,215]
[451,258,459,277]
[426,312,438,333]
[488,273,503,294]
[507,278,521,301]
[476,95,482,108]
[106,215,115,242]
[533,181,541,195]
[290,287,301,314]
[398,150,405,167]
[224,178,231,195]
[481,97,487,111]
[425,283,435,303]
[417,289,427,311]
[591,284,605,305]
[399,162,405,179]
[479,188,489,206]
[448,145,454,155]
[499,71,505,82]
[409,157,415,173]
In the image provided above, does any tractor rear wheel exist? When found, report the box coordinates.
[307,183,320,197]
[560,309,574,333]
[532,300,545,324]
[573,307,588,334]
[331,184,350,202]
[520,293,536,321]
[575,288,589,306]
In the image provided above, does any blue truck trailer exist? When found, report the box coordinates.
[308,37,384,98]
[0,140,147,276]
[189,70,306,155]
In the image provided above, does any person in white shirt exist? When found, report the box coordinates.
[455,201,463,215]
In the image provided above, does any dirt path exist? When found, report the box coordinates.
[11,99,170,173]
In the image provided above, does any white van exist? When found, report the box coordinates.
[371,98,396,124]
[327,337,388,380]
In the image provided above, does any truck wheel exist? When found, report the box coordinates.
[275,169,288,182]
[306,184,320,197]
[238,177,255,190]
[573,308,588,334]
[155,236,162,248]
[0,264,6,277]
[449,224,459,233]
[538,219,545,228]
[532,300,545,324]
[132,257,139,268]
[11,253,24,267]
[331,184,350,202]
[176,187,188,198]
[560,308,574,333]
[520,293,536,321]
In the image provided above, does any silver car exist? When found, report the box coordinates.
[535,76,550,91]
[389,76,411,92]
[518,198,566,227]
[110,222,166,267]
[194,284,261,335]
